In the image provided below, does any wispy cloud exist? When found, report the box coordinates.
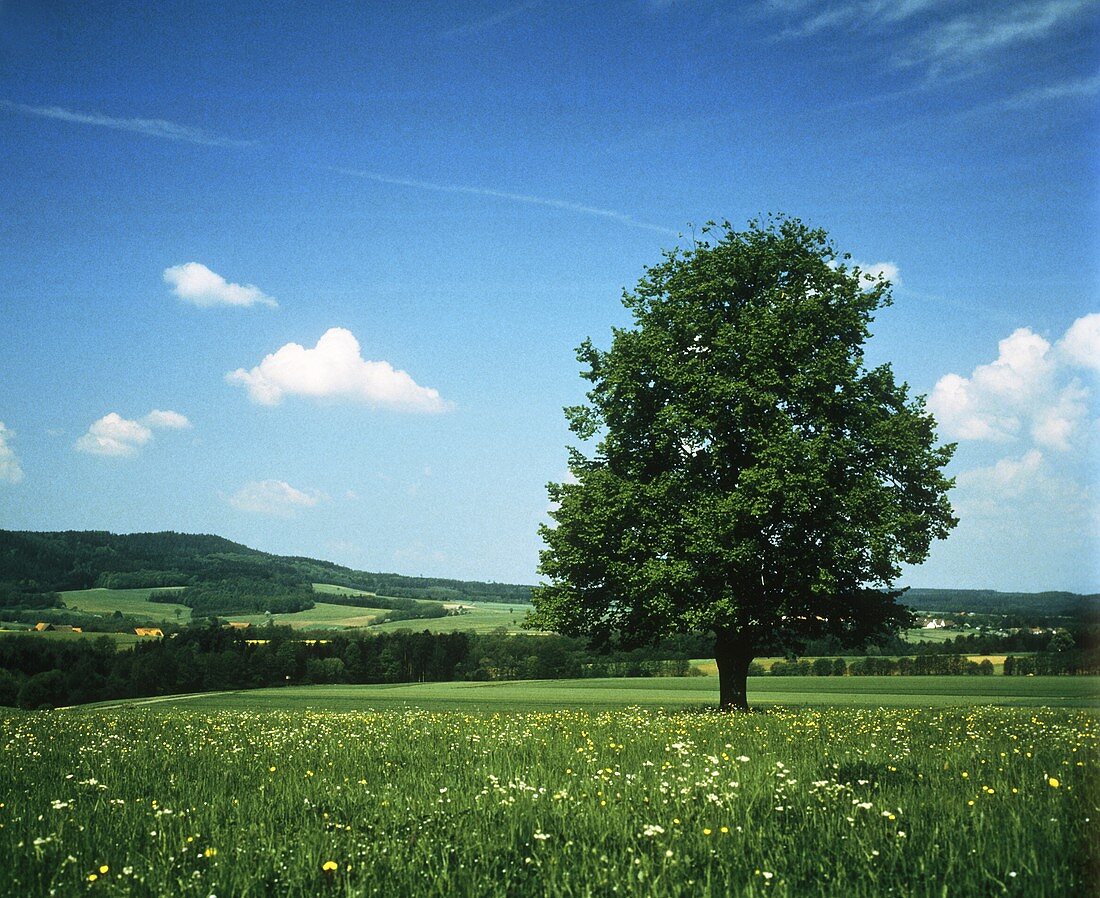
[334,167,677,235]
[228,479,322,517]
[0,422,24,484]
[1,101,250,147]
[994,72,1100,109]
[771,0,1097,82]
[902,0,1094,77]
[439,0,545,38]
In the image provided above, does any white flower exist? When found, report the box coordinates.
[532,831,550,841]
[641,824,665,837]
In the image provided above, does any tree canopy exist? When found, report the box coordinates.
[531,216,957,709]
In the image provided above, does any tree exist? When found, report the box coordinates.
[531,216,957,710]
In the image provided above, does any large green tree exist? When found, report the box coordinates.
[531,217,957,710]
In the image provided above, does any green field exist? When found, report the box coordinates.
[902,627,972,643]
[80,675,1100,713]
[3,695,1095,897]
[60,586,190,621]
[0,629,141,647]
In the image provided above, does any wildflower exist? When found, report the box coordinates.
[641,825,665,837]
[533,831,550,841]
[322,860,338,872]
[99,865,108,874]
[1048,777,1060,788]
[703,828,712,836]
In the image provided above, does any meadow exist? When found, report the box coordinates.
[1,687,1095,897]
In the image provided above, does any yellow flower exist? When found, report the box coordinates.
[703,828,712,836]
[88,874,98,882]
[322,860,338,872]
[720,826,729,834]
[1048,777,1060,788]
[204,847,217,858]
[99,865,109,874]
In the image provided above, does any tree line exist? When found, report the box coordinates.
[2,623,1097,710]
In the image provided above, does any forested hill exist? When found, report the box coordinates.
[902,588,1100,618]
[0,530,533,605]
[1,529,1094,617]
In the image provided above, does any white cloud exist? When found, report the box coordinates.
[74,409,190,457]
[163,263,277,308]
[0,422,25,484]
[75,413,153,457]
[956,449,1045,501]
[1058,312,1100,372]
[229,480,321,517]
[226,327,451,413]
[852,259,899,287]
[928,326,1078,445]
[143,409,191,430]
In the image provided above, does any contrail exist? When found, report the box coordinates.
[333,167,678,236]
[1,101,251,148]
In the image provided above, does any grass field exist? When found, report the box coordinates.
[3,693,1095,897]
[60,587,190,621]
[692,655,1013,675]
[0,629,141,647]
[902,627,972,643]
[78,675,1100,713]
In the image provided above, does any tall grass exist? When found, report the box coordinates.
[1,705,1096,896]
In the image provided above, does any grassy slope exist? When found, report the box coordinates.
[60,587,190,621]
[79,675,1100,713]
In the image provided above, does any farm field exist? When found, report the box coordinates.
[224,601,387,630]
[371,599,534,634]
[2,699,1095,897]
[79,675,1100,713]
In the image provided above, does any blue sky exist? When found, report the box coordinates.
[0,0,1096,592]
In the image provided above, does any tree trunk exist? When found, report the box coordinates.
[714,629,753,711]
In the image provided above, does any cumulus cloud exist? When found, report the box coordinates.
[228,479,321,517]
[74,409,190,457]
[226,327,451,413]
[163,263,276,308]
[0,422,25,484]
[928,323,1093,450]
[1058,312,1100,372]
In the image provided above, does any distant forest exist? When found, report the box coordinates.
[0,529,1096,621]
[0,530,534,613]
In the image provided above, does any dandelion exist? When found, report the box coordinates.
[99,865,108,874]
[1048,777,1060,788]
[703,828,712,836]
[322,860,338,872]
